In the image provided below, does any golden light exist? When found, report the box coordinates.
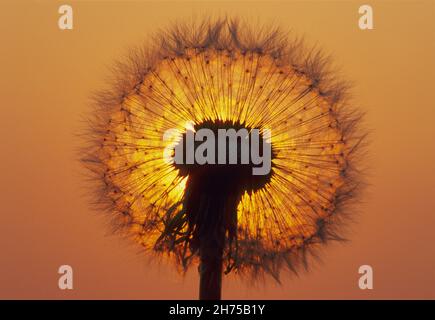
[82,19,365,298]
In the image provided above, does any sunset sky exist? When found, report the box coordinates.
[0,0,434,299]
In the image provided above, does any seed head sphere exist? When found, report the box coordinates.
[83,19,366,281]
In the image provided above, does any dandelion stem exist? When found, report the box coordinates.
[199,228,224,300]
[183,166,240,300]
[194,192,229,300]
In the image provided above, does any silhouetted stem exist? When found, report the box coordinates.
[184,169,240,300]
[199,235,224,300]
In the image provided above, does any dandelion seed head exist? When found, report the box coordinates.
[82,18,366,281]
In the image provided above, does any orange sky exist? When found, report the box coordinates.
[0,0,434,299]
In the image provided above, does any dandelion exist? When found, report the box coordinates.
[82,18,366,300]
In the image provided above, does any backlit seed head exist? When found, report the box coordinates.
[81,18,367,281]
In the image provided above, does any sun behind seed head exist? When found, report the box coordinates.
[81,18,366,282]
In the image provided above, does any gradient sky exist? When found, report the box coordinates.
[0,0,434,299]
